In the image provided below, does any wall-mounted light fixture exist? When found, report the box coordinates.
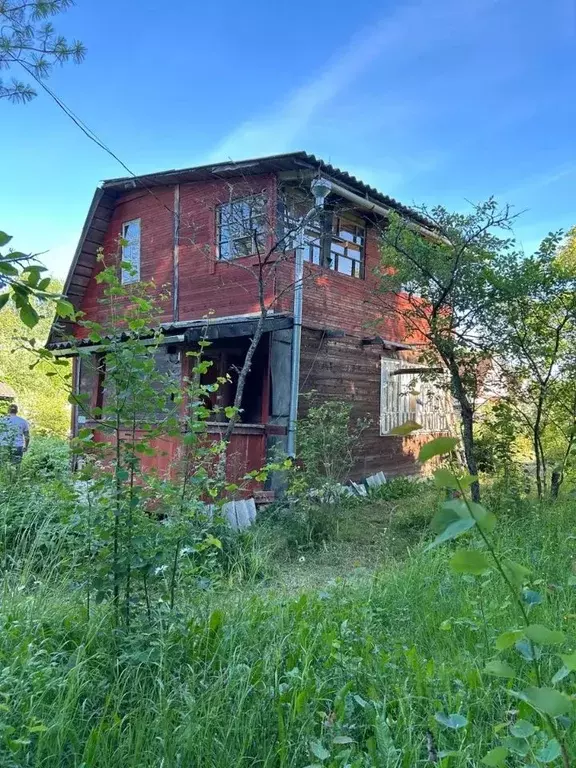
[166,345,180,365]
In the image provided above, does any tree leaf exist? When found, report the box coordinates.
[513,687,572,716]
[502,559,531,588]
[0,231,12,247]
[484,659,516,679]
[459,474,479,489]
[56,299,75,318]
[389,420,422,436]
[560,651,576,671]
[0,262,19,276]
[442,498,496,533]
[450,549,491,575]
[419,436,459,463]
[332,736,354,744]
[0,292,10,310]
[509,719,536,738]
[434,712,468,729]
[425,517,476,551]
[535,739,562,764]
[481,746,508,767]
[309,741,330,761]
[433,468,459,489]
[515,639,541,661]
[495,629,524,650]
[525,624,565,645]
[552,666,570,685]
[19,302,39,328]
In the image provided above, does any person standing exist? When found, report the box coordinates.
[0,404,30,465]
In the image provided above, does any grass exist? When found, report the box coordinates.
[0,474,575,766]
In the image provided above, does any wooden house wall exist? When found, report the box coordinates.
[76,174,280,335]
[299,327,431,479]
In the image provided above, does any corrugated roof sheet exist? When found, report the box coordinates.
[102,151,430,227]
[0,382,16,400]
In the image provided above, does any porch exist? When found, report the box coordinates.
[71,314,294,488]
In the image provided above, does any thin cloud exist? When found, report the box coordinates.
[499,166,576,202]
[209,0,499,162]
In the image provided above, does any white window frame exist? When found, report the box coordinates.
[121,218,141,284]
[380,357,451,435]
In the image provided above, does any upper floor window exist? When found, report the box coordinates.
[121,219,141,284]
[380,358,451,435]
[327,216,365,278]
[278,193,366,279]
[217,196,267,260]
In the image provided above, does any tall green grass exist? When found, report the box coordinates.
[0,487,574,766]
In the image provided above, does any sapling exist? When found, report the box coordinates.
[419,433,572,767]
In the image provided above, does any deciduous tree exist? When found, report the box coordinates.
[373,200,518,501]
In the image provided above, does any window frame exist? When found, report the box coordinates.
[216,194,267,261]
[278,191,366,279]
[380,357,451,436]
[120,218,141,285]
[327,214,366,279]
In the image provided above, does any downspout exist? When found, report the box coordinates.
[287,228,305,457]
[286,179,332,458]
[173,184,180,322]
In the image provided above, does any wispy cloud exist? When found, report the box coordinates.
[208,0,499,163]
[498,165,576,203]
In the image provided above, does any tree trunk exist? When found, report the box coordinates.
[461,401,481,502]
[550,468,561,499]
[446,359,481,501]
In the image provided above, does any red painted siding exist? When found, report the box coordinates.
[177,175,279,320]
[75,173,420,349]
[276,225,422,344]
[77,187,175,338]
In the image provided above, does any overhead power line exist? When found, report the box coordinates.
[9,54,176,217]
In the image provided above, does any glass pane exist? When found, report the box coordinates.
[232,236,252,257]
[338,256,353,275]
[340,228,355,242]
[219,239,231,260]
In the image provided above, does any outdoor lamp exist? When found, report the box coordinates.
[310,178,331,208]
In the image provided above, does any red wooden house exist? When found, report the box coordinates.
[48,152,450,485]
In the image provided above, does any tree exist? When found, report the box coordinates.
[0,229,74,327]
[0,0,85,102]
[493,232,576,497]
[0,279,70,434]
[373,200,518,501]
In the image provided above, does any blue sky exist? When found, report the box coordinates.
[2,0,575,278]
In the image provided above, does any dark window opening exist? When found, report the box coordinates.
[198,337,268,424]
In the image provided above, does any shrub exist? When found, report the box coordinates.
[295,394,369,489]
[21,436,70,480]
[366,475,424,501]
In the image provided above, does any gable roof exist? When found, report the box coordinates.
[49,151,428,346]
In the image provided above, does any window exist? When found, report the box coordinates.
[327,216,365,278]
[217,196,267,260]
[121,219,141,284]
[380,358,451,435]
[278,193,366,279]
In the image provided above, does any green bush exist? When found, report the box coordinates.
[21,436,70,480]
[366,475,424,501]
